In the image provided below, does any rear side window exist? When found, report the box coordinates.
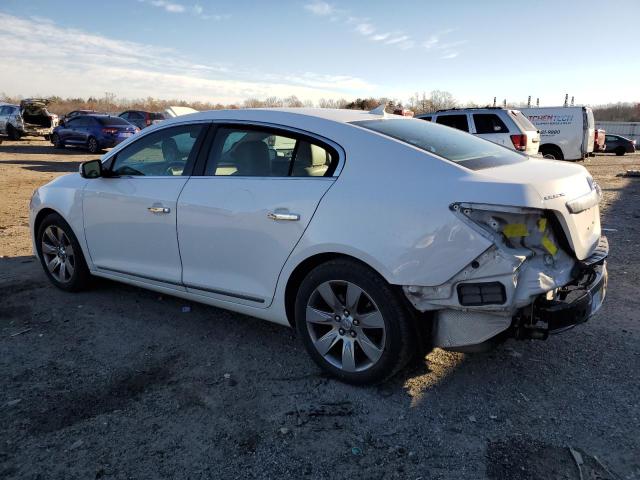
[206,126,336,177]
[150,112,166,120]
[473,114,508,134]
[436,114,469,132]
[351,118,527,170]
[74,117,92,127]
[420,116,432,121]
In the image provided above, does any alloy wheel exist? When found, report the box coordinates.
[305,280,386,373]
[41,225,75,283]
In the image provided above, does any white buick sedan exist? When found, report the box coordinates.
[30,108,608,384]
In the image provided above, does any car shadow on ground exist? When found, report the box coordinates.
[0,158,94,173]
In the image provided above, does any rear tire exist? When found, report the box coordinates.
[295,259,418,385]
[36,213,91,292]
[87,136,100,154]
[539,145,563,160]
[615,147,626,156]
[7,124,21,141]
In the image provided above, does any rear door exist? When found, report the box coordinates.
[177,123,341,307]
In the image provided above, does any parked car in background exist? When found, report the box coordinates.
[30,108,607,384]
[519,106,595,161]
[164,106,198,118]
[416,107,540,155]
[593,129,606,153]
[61,110,102,124]
[0,99,58,140]
[118,110,166,129]
[604,134,636,156]
[51,114,138,153]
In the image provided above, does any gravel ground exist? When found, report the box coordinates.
[1,138,639,479]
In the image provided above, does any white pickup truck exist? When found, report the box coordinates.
[519,106,595,161]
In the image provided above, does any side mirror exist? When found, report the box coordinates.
[79,159,103,178]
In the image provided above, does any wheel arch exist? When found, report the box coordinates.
[33,206,86,261]
[539,143,564,159]
[283,252,395,329]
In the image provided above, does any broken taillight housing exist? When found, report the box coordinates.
[451,203,560,256]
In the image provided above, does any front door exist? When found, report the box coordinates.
[83,123,207,284]
[177,124,340,306]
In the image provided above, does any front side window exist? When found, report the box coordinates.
[206,126,335,177]
[473,114,508,134]
[111,124,204,176]
[351,118,527,170]
[436,114,469,132]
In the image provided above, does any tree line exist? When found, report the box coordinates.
[1,91,637,121]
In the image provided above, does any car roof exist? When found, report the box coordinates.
[159,107,388,127]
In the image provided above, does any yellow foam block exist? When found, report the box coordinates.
[503,223,529,238]
[537,218,547,233]
[541,235,558,255]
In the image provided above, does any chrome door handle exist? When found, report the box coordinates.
[148,206,170,214]
[267,211,300,221]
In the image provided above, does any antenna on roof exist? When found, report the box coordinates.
[570,96,575,106]
[369,104,387,116]
[493,97,496,107]
[527,96,531,108]
[564,94,569,107]
[536,97,539,107]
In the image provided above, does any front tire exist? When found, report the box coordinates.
[36,213,91,292]
[51,133,64,149]
[295,259,417,385]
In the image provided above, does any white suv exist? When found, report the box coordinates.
[417,107,540,155]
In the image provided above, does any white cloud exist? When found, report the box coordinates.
[422,35,439,49]
[355,22,375,36]
[149,0,185,13]
[139,0,228,20]
[441,52,459,59]
[371,32,390,42]
[0,13,374,103]
[304,1,334,16]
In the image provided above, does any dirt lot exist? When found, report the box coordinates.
[1,138,639,480]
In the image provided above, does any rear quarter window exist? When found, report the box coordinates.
[473,114,508,134]
[351,118,527,170]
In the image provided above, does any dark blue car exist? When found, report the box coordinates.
[51,114,139,153]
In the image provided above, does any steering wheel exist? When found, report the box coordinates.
[164,162,186,176]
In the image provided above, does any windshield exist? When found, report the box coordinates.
[351,118,527,170]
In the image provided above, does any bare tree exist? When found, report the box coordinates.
[429,90,456,111]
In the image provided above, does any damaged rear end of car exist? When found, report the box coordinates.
[18,98,59,138]
[404,162,608,351]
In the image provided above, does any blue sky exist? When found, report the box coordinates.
[0,0,638,105]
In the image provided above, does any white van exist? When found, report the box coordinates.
[416,108,540,156]
[518,106,595,161]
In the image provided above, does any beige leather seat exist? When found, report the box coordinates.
[292,141,328,177]
[233,141,271,176]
